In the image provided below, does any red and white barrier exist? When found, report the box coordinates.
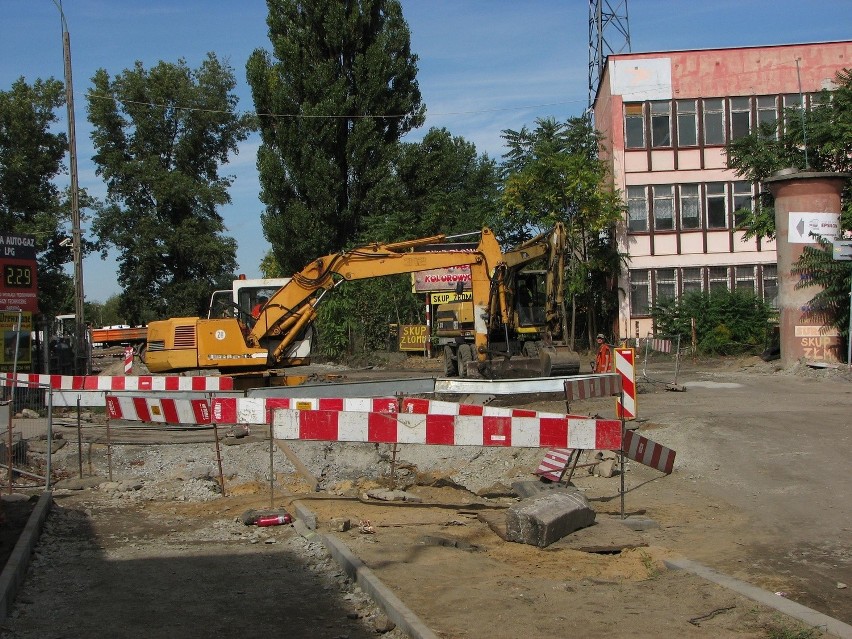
[106,395,212,425]
[402,397,552,418]
[622,430,676,474]
[212,396,397,425]
[535,448,574,482]
[644,338,672,354]
[123,347,134,374]
[0,373,233,392]
[273,409,622,449]
[615,348,636,420]
[563,374,621,402]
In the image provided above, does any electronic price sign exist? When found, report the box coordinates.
[0,233,38,313]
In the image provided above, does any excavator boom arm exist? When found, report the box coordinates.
[250,229,507,365]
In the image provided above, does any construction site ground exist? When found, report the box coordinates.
[1,352,851,638]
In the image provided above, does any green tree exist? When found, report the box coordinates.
[728,68,852,342]
[499,116,625,344]
[0,77,77,318]
[652,290,774,355]
[87,54,252,323]
[246,0,425,275]
[366,127,499,241]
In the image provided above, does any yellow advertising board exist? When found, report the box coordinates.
[398,324,428,352]
[429,291,472,305]
[0,311,32,365]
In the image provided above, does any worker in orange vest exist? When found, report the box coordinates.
[592,333,612,373]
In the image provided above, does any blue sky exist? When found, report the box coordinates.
[2,0,851,305]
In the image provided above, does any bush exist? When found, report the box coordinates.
[651,290,774,355]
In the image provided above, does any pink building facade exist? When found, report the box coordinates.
[592,41,852,339]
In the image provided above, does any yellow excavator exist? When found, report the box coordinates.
[435,223,580,377]
[145,226,579,382]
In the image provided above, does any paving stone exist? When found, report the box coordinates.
[506,491,595,547]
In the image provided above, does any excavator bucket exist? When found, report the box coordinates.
[462,346,580,379]
[540,345,581,376]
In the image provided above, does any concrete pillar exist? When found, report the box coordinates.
[764,169,849,366]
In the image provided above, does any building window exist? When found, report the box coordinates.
[625,103,645,148]
[650,101,671,147]
[708,266,729,293]
[810,91,830,108]
[706,183,727,229]
[783,93,803,133]
[682,267,702,296]
[656,268,677,304]
[756,96,778,137]
[703,98,725,145]
[676,100,697,146]
[762,264,778,307]
[735,266,756,292]
[630,270,651,316]
[653,185,674,231]
[680,184,701,230]
[730,97,751,140]
[627,186,648,232]
[733,181,753,227]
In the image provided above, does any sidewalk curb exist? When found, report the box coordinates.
[0,491,53,623]
[665,558,852,638]
[293,504,439,639]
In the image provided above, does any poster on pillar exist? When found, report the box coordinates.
[787,212,840,244]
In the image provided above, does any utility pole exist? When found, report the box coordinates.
[53,0,88,374]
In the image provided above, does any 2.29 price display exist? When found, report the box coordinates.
[3,264,32,288]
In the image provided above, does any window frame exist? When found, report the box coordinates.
[703,98,726,145]
[652,184,675,231]
[624,103,646,149]
[732,181,754,228]
[735,265,756,293]
[708,266,730,294]
[630,269,651,316]
[627,186,649,233]
[676,99,698,147]
[650,100,672,148]
[729,96,752,140]
[756,95,778,138]
[679,184,701,230]
[655,268,677,305]
[681,267,703,297]
[705,183,728,229]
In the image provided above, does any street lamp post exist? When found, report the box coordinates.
[52,1,87,374]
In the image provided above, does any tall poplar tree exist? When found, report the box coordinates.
[246,0,424,275]
[87,54,252,322]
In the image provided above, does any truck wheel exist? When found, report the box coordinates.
[457,344,473,378]
[443,345,458,377]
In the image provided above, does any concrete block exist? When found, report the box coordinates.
[506,491,595,547]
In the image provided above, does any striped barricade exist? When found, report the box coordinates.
[535,448,575,482]
[644,338,673,354]
[273,409,622,449]
[401,397,588,420]
[106,394,212,426]
[622,430,676,474]
[212,396,398,425]
[1,373,234,408]
[615,348,637,420]
[563,374,621,402]
[0,373,234,391]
